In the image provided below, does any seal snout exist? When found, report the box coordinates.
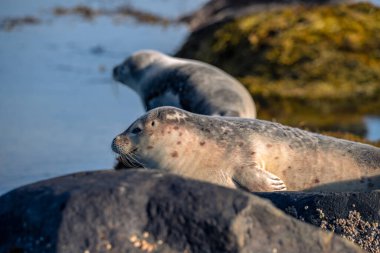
[111,135,130,154]
[112,66,119,79]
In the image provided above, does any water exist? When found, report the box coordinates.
[0,0,379,195]
[0,0,207,195]
[365,117,380,142]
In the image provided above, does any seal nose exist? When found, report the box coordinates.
[112,135,129,153]
[112,66,119,78]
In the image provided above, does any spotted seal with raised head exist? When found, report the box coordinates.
[113,50,256,118]
[112,107,380,192]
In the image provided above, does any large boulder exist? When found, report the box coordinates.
[0,170,363,253]
[181,0,351,31]
[177,2,380,137]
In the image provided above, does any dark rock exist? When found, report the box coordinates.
[256,192,380,224]
[1,16,41,31]
[0,170,363,253]
[256,192,380,253]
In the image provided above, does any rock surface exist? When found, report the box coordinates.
[0,170,363,253]
[257,192,380,253]
[177,2,380,137]
[181,0,352,31]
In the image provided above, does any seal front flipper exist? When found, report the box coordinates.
[232,163,287,192]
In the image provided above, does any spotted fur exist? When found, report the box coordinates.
[112,107,380,192]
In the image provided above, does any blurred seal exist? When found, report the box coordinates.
[113,50,256,118]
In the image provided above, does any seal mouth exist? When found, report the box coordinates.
[118,147,143,167]
[118,154,143,168]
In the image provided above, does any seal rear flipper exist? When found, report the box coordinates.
[232,166,287,192]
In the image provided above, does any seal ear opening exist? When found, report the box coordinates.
[151,121,155,127]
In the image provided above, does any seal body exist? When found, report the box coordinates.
[112,107,380,192]
[113,50,256,118]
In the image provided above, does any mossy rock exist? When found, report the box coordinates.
[177,3,380,136]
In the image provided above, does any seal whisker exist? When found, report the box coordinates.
[119,156,129,167]
[124,153,139,167]
[120,155,134,168]
[220,169,229,184]
[119,153,144,169]
[128,152,146,169]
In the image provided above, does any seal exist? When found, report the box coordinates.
[112,50,256,118]
[111,107,380,192]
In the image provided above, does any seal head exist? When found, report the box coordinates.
[113,50,163,93]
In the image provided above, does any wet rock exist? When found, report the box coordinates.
[52,5,171,25]
[256,192,380,253]
[53,5,98,20]
[0,170,363,253]
[1,16,41,31]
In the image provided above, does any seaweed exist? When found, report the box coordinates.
[177,3,380,135]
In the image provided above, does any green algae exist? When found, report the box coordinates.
[177,3,380,135]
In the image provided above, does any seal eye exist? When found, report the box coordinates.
[131,127,142,134]
[151,121,155,127]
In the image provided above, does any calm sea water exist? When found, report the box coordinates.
[365,116,380,141]
[0,0,207,195]
[0,0,379,195]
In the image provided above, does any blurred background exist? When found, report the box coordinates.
[0,0,208,194]
[0,0,380,194]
